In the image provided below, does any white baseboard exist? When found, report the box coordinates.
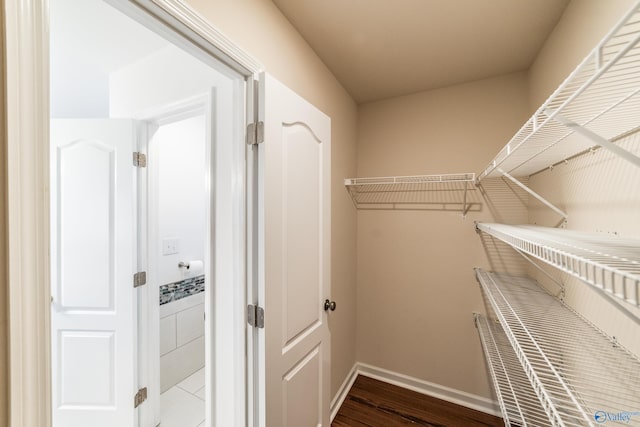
[330,362,501,421]
[330,363,359,422]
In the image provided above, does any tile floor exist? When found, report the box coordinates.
[160,367,206,427]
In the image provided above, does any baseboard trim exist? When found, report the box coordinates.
[357,363,502,418]
[330,362,502,421]
[330,363,359,422]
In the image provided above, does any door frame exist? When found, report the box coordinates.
[4,1,263,426]
[134,93,210,427]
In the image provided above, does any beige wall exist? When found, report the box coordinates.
[184,0,358,399]
[356,72,530,398]
[528,0,636,109]
[527,0,640,355]
[0,0,7,423]
[354,0,639,402]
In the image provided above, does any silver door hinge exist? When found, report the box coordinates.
[134,387,147,408]
[133,271,147,288]
[246,121,264,145]
[133,152,147,167]
[247,304,264,328]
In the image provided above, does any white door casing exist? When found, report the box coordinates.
[50,119,138,427]
[261,74,331,427]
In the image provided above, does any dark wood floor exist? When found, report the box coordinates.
[332,376,503,427]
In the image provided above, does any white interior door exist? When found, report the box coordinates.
[261,73,332,427]
[51,119,138,427]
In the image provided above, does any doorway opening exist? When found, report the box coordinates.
[146,101,208,427]
[48,0,248,426]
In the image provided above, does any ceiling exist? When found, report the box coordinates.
[51,0,169,74]
[272,0,570,103]
[50,0,170,116]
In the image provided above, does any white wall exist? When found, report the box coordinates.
[155,115,206,285]
[50,0,168,118]
[109,45,234,119]
[154,114,207,390]
[50,59,110,118]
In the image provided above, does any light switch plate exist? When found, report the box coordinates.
[162,238,180,255]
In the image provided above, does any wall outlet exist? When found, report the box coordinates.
[162,238,180,255]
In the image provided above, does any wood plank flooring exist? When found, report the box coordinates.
[332,376,503,427]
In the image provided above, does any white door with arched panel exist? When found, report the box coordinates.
[261,74,332,427]
[50,119,138,427]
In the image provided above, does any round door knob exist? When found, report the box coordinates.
[323,299,336,311]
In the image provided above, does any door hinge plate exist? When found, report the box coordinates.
[247,304,264,328]
[133,271,147,288]
[133,152,147,167]
[134,387,147,408]
[246,121,264,145]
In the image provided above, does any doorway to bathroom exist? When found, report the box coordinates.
[143,97,210,427]
[48,1,248,426]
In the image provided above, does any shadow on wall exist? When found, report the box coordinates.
[528,131,640,235]
[477,177,529,225]
[474,177,531,276]
[526,130,640,358]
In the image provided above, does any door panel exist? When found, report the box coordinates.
[283,347,321,427]
[51,119,137,427]
[283,124,322,344]
[262,73,331,427]
[58,140,114,310]
[59,331,115,405]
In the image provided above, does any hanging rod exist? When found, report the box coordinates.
[344,173,476,214]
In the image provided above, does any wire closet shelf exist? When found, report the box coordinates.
[478,2,640,181]
[476,223,640,307]
[475,314,555,427]
[475,268,640,427]
[344,173,476,211]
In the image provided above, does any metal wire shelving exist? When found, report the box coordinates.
[478,2,640,181]
[343,173,476,212]
[475,313,554,427]
[475,268,640,426]
[476,223,640,307]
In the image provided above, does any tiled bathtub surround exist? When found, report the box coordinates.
[160,275,205,305]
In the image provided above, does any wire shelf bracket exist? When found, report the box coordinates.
[547,110,640,170]
[497,168,568,221]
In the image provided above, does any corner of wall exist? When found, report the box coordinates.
[527,0,636,110]
[0,0,8,422]
[185,0,360,401]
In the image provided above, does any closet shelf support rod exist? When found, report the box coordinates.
[546,109,640,170]
[497,168,568,221]
[462,180,468,217]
